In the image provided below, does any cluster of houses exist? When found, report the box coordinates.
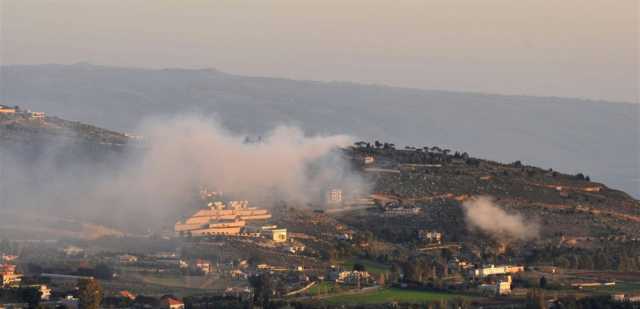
[0,105,45,119]
[0,264,21,287]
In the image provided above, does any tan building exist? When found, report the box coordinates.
[263,228,287,242]
[175,199,271,237]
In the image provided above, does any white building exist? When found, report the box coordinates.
[334,270,371,285]
[62,246,85,256]
[418,230,442,243]
[473,265,524,278]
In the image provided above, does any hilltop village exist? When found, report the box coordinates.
[1,110,640,308]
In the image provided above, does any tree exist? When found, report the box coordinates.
[525,288,545,309]
[78,279,103,309]
[94,263,113,280]
[352,263,366,272]
[578,255,594,269]
[539,276,547,289]
[248,274,273,307]
[19,287,42,308]
[0,238,12,254]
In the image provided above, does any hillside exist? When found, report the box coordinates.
[0,111,128,146]
[1,63,638,198]
[343,145,640,240]
[1,114,638,242]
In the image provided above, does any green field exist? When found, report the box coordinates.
[322,288,469,305]
[307,281,339,296]
[340,259,391,275]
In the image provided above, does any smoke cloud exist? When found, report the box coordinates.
[0,115,369,235]
[462,196,538,241]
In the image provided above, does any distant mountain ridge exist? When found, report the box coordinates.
[1,63,638,197]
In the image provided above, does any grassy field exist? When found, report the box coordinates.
[341,258,391,275]
[306,281,339,296]
[321,288,469,305]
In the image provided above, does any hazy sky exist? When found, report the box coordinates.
[1,0,638,102]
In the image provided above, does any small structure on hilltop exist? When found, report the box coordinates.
[29,111,45,119]
[0,105,45,119]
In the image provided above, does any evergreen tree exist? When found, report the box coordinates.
[78,279,103,309]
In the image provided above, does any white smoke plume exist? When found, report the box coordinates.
[462,196,539,241]
[0,115,369,234]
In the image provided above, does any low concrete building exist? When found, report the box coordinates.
[418,230,442,243]
[326,189,343,205]
[194,259,212,274]
[473,265,524,278]
[479,276,512,296]
[333,270,371,285]
[282,244,305,254]
[263,228,287,242]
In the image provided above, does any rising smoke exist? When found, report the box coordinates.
[462,196,539,241]
[0,115,369,234]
